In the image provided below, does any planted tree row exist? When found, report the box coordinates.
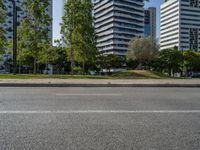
[0,0,199,76]
[127,37,200,77]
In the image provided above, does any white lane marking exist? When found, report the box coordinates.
[56,94,122,96]
[0,110,200,114]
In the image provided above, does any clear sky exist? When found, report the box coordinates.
[53,0,64,42]
[53,0,165,42]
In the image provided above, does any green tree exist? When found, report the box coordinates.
[127,37,159,69]
[0,0,6,54]
[97,54,125,73]
[153,48,183,77]
[17,0,52,74]
[61,0,97,74]
[184,50,200,75]
[127,59,139,70]
[39,40,69,74]
[3,40,13,72]
[75,0,97,73]
[61,0,78,75]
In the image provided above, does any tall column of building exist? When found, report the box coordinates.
[160,0,180,50]
[94,0,144,56]
[160,0,200,51]
[144,7,156,41]
[2,0,53,41]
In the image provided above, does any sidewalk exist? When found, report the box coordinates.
[0,79,200,87]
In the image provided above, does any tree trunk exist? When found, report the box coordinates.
[82,61,85,75]
[70,48,75,75]
[37,62,40,73]
[168,67,171,77]
[148,62,151,70]
[45,62,48,71]
[33,58,37,74]
[108,68,111,75]
[19,64,21,74]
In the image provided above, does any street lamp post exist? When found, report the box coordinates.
[12,0,17,75]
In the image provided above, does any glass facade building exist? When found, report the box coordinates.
[2,0,53,41]
[144,7,156,40]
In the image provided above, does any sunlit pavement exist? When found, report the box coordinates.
[0,79,200,87]
[0,87,200,150]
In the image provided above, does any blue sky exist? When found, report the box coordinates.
[53,0,64,41]
[53,0,165,42]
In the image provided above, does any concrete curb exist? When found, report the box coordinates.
[0,83,200,87]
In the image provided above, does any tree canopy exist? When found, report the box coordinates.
[17,0,52,73]
[184,50,200,72]
[127,37,159,68]
[61,0,97,74]
[0,0,6,54]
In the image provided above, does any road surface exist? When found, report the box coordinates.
[0,87,200,150]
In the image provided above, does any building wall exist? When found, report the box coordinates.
[94,0,144,56]
[144,7,156,40]
[180,0,200,51]
[160,0,200,51]
[160,0,180,50]
[2,0,52,41]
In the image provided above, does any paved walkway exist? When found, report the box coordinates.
[0,79,200,87]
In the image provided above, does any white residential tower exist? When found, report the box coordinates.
[94,0,145,56]
[160,0,200,51]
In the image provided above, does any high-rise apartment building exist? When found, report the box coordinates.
[144,7,156,40]
[94,0,144,56]
[160,0,200,51]
[2,0,53,41]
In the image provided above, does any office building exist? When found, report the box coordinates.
[160,0,200,51]
[144,7,156,40]
[2,0,53,41]
[94,0,145,56]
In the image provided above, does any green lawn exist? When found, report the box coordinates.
[112,70,167,79]
[0,74,111,79]
[0,70,166,79]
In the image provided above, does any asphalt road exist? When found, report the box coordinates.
[0,87,200,150]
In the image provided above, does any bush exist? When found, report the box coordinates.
[73,66,84,75]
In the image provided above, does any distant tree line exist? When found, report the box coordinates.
[0,0,97,74]
[127,37,200,77]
